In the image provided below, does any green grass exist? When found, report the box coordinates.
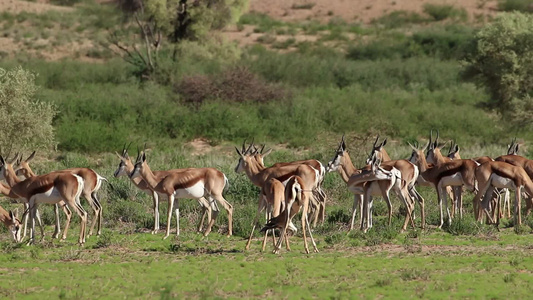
[0,227,531,299]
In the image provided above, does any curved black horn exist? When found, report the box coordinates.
[373,135,380,147]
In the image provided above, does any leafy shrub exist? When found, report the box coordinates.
[423,4,468,21]
[462,12,533,125]
[176,66,289,106]
[498,0,533,13]
[0,66,57,151]
[372,10,428,28]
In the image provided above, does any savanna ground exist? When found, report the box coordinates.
[1,0,533,298]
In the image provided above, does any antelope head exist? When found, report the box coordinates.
[326,135,347,173]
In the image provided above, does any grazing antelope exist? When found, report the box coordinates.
[327,136,417,231]
[408,141,478,228]
[15,152,108,237]
[0,155,87,245]
[235,143,320,249]
[130,151,232,239]
[0,204,22,242]
[261,176,318,254]
[472,161,533,227]
[248,143,326,227]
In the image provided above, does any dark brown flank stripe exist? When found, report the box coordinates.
[28,181,55,196]
[434,161,475,184]
[171,173,204,190]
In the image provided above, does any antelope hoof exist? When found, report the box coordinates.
[26,239,34,246]
[163,235,170,240]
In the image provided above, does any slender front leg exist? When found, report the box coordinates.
[27,200,37,246]
[164,194,174,240]
[245,198,264,250]
[437,186,445,229]
[152,191,159,234]
[52,203,61,239]
[61,203,73,241]
[515,186,522,226]
[350,194,362,231]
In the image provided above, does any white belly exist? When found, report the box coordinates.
[32,187,63,204]
[173,182,206,199]
[489,174,516,189]
[440,173,463,187]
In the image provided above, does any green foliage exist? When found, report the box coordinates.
[347,25,475,60]
[372,10,428,28]
[498,0,533,13]
[423,4,468,21]
[462,12,533,126]
[0,66,57,151]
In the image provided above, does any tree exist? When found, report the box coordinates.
[0,67,57,152]
[463,12,533,126]
[110,0,249,79]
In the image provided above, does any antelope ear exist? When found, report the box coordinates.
[454,145,460,153]
[9,210,15,220]
[514,144,519,154]
[235,147,243,157]
[26,151,36,162]
[407,142,417,151]
[141,152,146,162]
[422,140,430,151]
[115,151,124,159]
[381,138,387,147]
[262,148,272,158]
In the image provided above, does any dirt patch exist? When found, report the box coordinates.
[0,0,73,14]
[249,0,499,24]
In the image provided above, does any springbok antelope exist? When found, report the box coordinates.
[472,161,533,227]
[494,153,533,217]
[425,131,466,218]
[130,151,232,239]
[248,143,326,227]
[234,143,320,248]
[327,136,417,231]
[0,156,87,245]
[114,148,218,235]
[15,152,108,237]
[364,135,425,228]
[408,141,478,228]
[260,176,318,254]
[0,153,63,240]
[0,204,22,242]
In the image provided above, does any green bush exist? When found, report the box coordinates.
[423,4,468,21]
[0,66,57,151]
[498,0,533,13]
[462,12,533,125]
[372,10,428,28]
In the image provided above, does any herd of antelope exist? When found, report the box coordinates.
[0,132,532,254]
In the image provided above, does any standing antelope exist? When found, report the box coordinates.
[248,144,327,227]
[234,143,320,249]
[327,136,416,231]
[0,155,87,245]
[408,141,478,228]
[130,151,232,239]
[15,152,107,237]
[260,176,320,254]
[0,204,22,242]
[365,135,425,228]
[472,161,533,227]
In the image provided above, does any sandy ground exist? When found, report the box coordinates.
[249,0,499,23]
